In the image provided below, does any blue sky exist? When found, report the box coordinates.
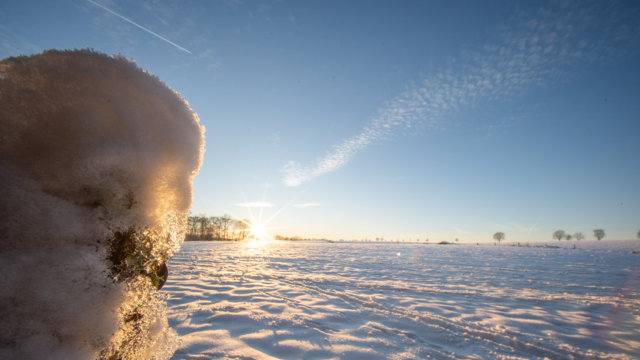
[2,0,639,242]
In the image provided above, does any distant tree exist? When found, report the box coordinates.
[186,215,199,240]
[493,232,505,244]
[219,215,234,240]
[553,230,565,242]
[637,229,640,239]
[198,216,210,240]
[233,219,249,241]
[207,216,218,239]
[594,229,605,241]
[565,234,572,241]
[455,238,459,243]
[574,232,584,241]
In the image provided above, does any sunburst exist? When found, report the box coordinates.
[247,220,270,241]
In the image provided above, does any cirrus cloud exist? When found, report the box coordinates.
[282,2,639,187]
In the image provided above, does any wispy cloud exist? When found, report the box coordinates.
[235,202,274,208]
[88,0,192,54]
[283,128,376,186]
[282,2,638,187]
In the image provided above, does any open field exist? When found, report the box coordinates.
[165,241,640,359]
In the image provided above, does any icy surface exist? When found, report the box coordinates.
[165,241,640,359]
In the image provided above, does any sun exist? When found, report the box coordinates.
[248,221,270,241]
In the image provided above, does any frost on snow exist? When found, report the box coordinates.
[166,241,640,359]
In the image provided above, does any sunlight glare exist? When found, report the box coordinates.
[248,221,269,241]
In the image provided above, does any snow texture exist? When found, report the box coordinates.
[0,49,204,359]
[166,240,640,359]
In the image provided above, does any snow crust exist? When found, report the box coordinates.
[0,50,204,359]
[166,241,640,359]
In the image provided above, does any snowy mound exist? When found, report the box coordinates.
[0,50,204,359]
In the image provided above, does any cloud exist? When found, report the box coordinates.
[281,2,639,187]
[0,49,204,359]
[88,0,192,54]
[283,128,375,186]
[235,202,275,208]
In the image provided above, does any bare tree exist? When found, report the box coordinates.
[574,232,584,241]
[553,230,565,241]
[209,216,222,239]
[637,229,640,240]
[593,229,605,241]
[218,215,233,240]
[186,215,199,240]
[493,232,505,244]
[565,234,572,241]
[186,214,259,241]
[196,216,209,240]
[233,219,250,241]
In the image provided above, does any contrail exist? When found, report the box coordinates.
[88,0,192,54]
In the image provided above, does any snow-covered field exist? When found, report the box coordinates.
[164,240,640,359]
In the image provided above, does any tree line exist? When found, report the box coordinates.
[551,229,600,242]
[492,229,607,244]
[186,215,640,243]
[186,214,249,241]
[493,228,640,244]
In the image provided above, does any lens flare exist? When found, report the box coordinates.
[248,221,270,241]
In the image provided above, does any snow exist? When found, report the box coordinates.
[1,50,204,359]
[164,240,640,359]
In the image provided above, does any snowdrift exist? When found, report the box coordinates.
[0,49,204,359]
